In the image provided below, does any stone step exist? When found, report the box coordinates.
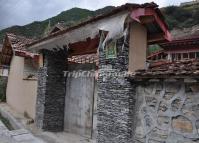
[9,129,29,136]
[13,133,35,142]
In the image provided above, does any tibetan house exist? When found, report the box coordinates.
[0,33,39,119]
[26,2,171,142]
[147,36,199,61]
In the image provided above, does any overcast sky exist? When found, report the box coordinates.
[0,0,190,30]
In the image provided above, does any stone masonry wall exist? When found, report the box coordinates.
[36,49,67,131]
[135,80,199,143]
[36,67,47,129]
[97,36,136,143]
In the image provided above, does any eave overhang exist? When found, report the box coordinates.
[27,3,171,55]
[160,36,199,51]
[131,8,171,44]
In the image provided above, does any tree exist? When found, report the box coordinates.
[43,20,51,37]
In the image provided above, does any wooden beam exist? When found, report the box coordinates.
[148,33,165,44]
[68,37,99,56]
[39,54,44,67]
[139,16,155,24]
[131,8,171,42]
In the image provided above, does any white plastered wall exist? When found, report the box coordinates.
[6,56,37,119]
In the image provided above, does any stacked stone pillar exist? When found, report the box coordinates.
[35,49,67,132]
[97,37,136,142]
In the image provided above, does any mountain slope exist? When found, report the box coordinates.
[0,6,115,43]
[148,4,199,54]
[162,4,199,30]
[0,4,199,44]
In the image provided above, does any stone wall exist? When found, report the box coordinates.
[36,67,47,129]
[35,49,67,131]
[134,80,199,143]
[97,36,136,143]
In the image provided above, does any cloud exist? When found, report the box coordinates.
[75,0,189,9]
[0,0,74,29]
[0,0,190,30]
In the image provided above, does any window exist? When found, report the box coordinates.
[106,40,117,59]
[172,54,176,61]
[196,52,199,59]
[177,53,181,60]
[183,53,188,59]
[189,52,196,59]
[23,58,39,79]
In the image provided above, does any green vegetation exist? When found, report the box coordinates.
[0,4,198,55]
[0,78,12,130]
[148,45,163,55]
[0,77,7,102]
[162,4,199,30]
[0,112,14,130]
[0,6,115,43]
[147,4,199,54]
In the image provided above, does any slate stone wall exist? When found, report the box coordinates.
[35,49,67,132]
[135,80,199,143]
[97,37,136,143]
[35,67,47,129]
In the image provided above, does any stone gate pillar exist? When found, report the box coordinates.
[97,37,136,142]
[35,49,67,132]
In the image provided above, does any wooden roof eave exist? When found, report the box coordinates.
[130,7,171,44]
[27,3,166,50]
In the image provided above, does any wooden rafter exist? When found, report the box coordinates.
[148,33,165,44]
[139,16,155,24]
[68,36,99,56]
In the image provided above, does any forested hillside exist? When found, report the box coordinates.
[0,3,199,44]
[0,6,115,43]
[162,4,199,30]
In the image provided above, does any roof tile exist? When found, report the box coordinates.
[7,33,34,51]
[133,59,199,78]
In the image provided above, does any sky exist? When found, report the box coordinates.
[0,0,190,30]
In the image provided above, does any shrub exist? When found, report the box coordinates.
[0,77,7,102]
[0,113,14,130]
